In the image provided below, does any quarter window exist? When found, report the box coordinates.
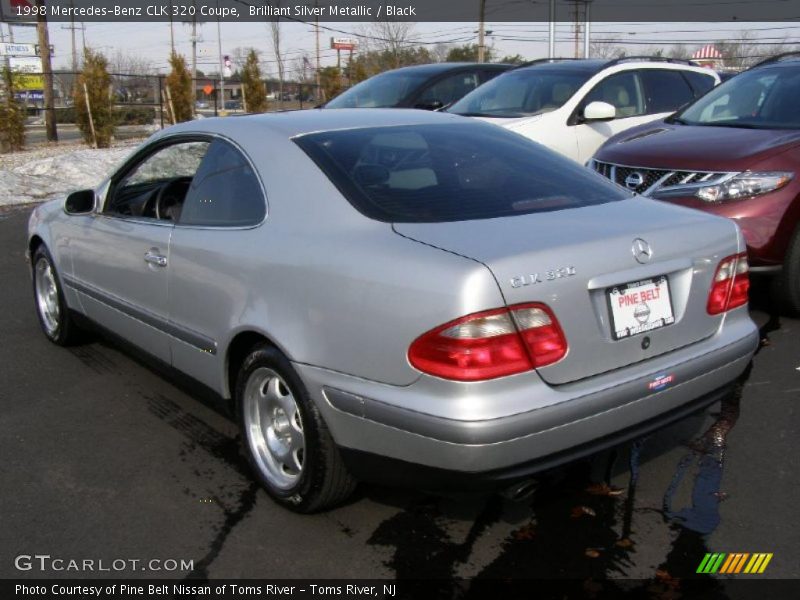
[640,70,694,114]
[683,71,717,97]
[178,139,265,227]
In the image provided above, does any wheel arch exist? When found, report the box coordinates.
[224,329,292,400]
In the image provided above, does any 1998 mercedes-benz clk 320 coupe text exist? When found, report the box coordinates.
[28,109,758,511]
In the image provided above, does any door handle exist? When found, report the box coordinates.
[144,251,168,267]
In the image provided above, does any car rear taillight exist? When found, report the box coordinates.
[408,303,567,381]
[707,253,750,315]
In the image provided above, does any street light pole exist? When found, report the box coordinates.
[216,1,225,112]
[549,0,556,58]
[584,1,591,59]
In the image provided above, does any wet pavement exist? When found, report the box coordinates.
[1,207,798,588]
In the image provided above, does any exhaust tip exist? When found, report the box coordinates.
[501,479,538,502]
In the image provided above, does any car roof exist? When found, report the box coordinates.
[512,59,610,75]
[378,62,512,76]
[169,108,470,139]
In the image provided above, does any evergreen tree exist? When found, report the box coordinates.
[165,52,193,123]
[0,67,25,152]
[74,48,114,148]
[241,49,267,113]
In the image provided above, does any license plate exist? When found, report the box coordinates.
[607,276,675,340]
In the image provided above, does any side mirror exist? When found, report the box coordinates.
[583,101,616,122]
[64,189,95,214]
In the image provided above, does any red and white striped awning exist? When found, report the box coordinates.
[692,45,723,59]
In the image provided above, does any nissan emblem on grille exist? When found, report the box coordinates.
[632,238,653,264]
[625,172,646,190]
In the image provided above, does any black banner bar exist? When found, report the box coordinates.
[2,0,800,23]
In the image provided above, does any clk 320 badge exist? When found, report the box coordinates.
[510,266,576,288]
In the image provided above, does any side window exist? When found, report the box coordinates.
[415,72,480,108]
[178,139,265,227]
[106,141,210,219]
[640,70,694,114]
[582,71,645,118]
[683,71,717,97]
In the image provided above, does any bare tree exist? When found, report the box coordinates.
[590,37,626,60]
[107,50,156,103]
[430,43,451,63]
[358,22,417,69]
[667,45,692,61]
[716,32,790,70]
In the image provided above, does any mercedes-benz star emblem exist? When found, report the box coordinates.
[625,172,645,190]
[632,238,652,264]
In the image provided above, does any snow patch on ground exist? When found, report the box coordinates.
[0,141,142,206]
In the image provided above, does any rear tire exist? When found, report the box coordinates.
[32,245,82,346]
[235,343,356,512]
[772,224,800,316]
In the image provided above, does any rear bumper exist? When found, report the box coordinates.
[337,383,733,491]
[295,315,758,484]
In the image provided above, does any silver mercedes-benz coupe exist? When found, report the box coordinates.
[28,109,758,512]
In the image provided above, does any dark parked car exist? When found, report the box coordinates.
[323,62,512,111]
[590,52,800,314]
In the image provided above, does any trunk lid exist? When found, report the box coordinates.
[394,197,740,385]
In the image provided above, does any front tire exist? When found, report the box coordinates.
[236,344,356,512]
[772,224,800,316]
[32,245,82,346]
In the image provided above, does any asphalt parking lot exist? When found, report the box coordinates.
[1,204,798,589]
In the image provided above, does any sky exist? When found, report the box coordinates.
[2,20,798,76]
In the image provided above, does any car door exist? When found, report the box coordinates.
[69,138,211,363]
[167,138,267,392]
[573,70,653,163]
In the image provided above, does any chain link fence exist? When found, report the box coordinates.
[6,70,325,130]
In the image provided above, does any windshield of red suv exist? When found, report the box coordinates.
[449,69,591,118]
[675,65,800,129]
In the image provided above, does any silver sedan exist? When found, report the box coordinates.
[28,109,758,512]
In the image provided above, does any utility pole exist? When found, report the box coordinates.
[35,0,57,142]
[477,0,486,63]
[168,0,175,55]
[191,0,197,116]
[61,1,79,74]
[572,1,581,59]
[584,1,591,59]
[548,0,555,58]
[314,6,321,101]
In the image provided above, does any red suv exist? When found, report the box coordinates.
[591,53,800,314]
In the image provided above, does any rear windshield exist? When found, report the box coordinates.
[324,71,427,108]
[294,122,630,223]
[449,69,591,118]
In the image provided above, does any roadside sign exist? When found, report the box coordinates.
[12,73,44,91]
[330,37,358,51]
[0,42,37,57]
[9,55,40,72]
